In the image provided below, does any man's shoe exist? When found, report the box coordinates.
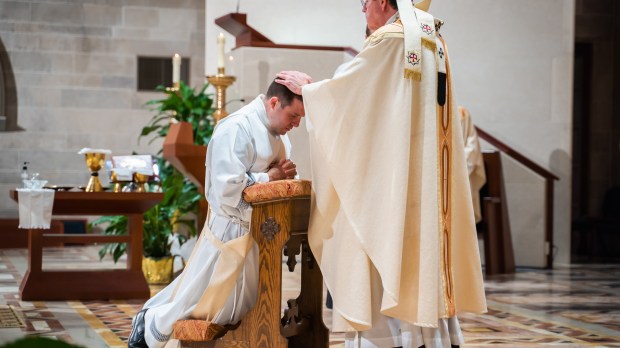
[128,309,148,348]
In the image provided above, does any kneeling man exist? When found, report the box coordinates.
[128,79,305,348]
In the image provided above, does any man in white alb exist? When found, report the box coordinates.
[128,80,304,348]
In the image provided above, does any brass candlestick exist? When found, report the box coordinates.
[207,67,236,123]
[166,83,180,121]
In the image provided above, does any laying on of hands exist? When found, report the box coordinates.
[275,71,313,95]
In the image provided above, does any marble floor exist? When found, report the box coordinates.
[0,246,619,347]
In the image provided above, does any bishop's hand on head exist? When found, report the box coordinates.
[275,71,313,95]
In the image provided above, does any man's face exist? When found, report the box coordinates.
[266,97,305,135]
[363,0,385,32]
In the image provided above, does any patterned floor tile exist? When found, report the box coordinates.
[0,247,619,348]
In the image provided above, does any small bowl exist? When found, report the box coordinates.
[23,179,48,190]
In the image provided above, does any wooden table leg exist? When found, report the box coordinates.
[28,229,43,272]
[19,229,43,297]
[127,214,143,272]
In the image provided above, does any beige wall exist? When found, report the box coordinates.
[207,0,576,266]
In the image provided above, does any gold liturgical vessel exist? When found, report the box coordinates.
[133,172,149,193]
[84,153,106,192]
[110,171,121,192]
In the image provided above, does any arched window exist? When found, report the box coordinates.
[0,37,19,132]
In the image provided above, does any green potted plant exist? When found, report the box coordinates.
[91,81,215,284]
[141,81,215,146]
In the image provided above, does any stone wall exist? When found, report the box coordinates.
[0,0,205,217]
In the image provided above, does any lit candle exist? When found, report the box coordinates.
[172,53,181,84]
[217,33,225,69]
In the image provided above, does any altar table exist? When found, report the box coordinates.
[9,190,163,300]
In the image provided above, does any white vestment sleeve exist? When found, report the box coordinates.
[209,124,257,211]
[249,172,269,183]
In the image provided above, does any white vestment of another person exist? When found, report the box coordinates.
[459,106,486,223]
[141,96,291,348]
[301,7,487,348]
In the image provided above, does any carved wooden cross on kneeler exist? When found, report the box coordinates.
[173,180,329,348]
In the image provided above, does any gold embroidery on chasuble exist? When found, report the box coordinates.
[437,35,456,317]
[367,23,404,47]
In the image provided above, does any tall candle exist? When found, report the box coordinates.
[217,33,225,69]
[172,53,181,84]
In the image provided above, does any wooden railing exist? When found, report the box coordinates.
[476,127,559,269]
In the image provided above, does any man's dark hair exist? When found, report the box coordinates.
[266,80,303,107]
[388,0,397,10]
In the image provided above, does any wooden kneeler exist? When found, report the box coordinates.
[173,180,329,348]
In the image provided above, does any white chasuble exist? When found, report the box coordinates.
[302,18,487,333]
[142,96,291,348]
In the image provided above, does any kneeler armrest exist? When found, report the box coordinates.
[173,320,240,342]
[243,179,312,203]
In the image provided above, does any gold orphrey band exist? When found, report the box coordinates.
[437,34,456,317]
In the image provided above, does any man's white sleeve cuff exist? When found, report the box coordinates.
[250,172,269,183]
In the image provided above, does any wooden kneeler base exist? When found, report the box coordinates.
[173,320,240,342]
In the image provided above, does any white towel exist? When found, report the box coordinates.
[16,189,55,229]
